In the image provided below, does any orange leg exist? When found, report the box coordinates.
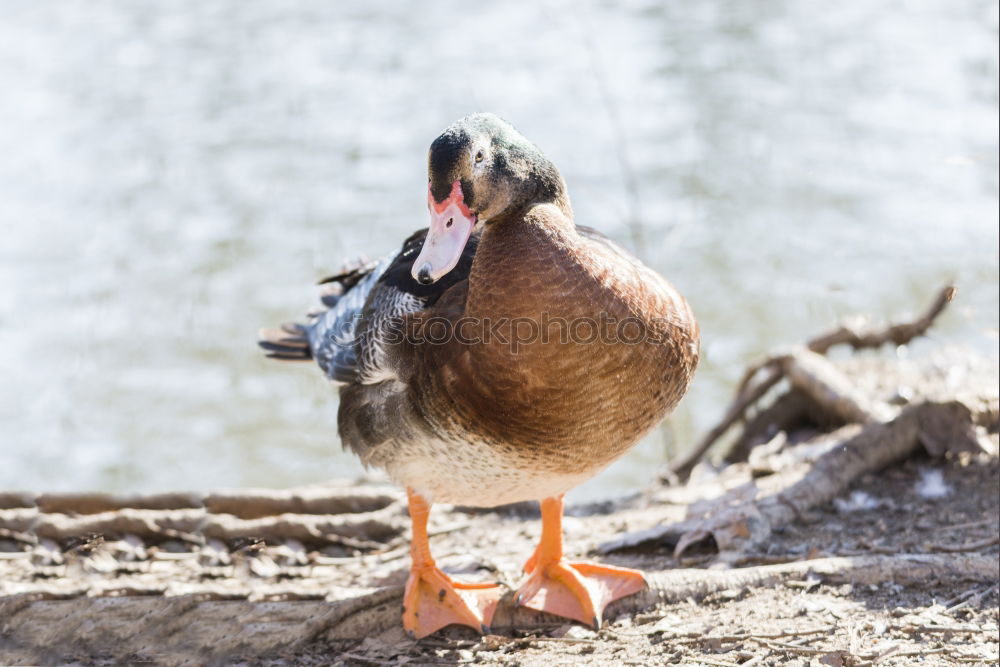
[402,488,502,638]
[516,495,646,629]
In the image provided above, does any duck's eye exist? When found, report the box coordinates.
[475,150,484,163]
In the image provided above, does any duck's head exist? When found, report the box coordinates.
[411,113,570,285]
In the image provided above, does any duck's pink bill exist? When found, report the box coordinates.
[412,180,476,285]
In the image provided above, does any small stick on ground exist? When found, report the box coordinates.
[750,638,827,655]
[926,535,1000,553]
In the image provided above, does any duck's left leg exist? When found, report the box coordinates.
[515,494,645,628]
[402,488,502,638]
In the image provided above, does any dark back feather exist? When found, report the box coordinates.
[287,229,479,384]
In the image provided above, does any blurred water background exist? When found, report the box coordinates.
[0,0,997,499]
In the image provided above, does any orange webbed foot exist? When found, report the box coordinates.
[402,564,502,639]
[516,558,645,628]
[515,495,646,628]
[402,488,502,639]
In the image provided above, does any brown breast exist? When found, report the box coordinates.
[406,205,700,475]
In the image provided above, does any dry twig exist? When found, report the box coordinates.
[926,535,1000,553]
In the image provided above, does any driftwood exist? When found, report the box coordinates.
[622,286,995,558]
[0,487,402,518]
[0,491,203,513]
[1,553,993,665]
[805,285,956,355]
[200,505,406,544]
[668,285,958,480]
[604,400,984,558]
[0,486,407,547]
[203,486,401,519]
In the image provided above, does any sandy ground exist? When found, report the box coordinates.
[1,454,996,666]
[252,456,1000,666]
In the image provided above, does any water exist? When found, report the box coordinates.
[1,0,997,500]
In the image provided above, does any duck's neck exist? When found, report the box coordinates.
[544,184,573,221]
[494,140,573,223]
[465,204,580,323]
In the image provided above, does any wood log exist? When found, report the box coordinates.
[0,502,406,545]
[203,486,401,519]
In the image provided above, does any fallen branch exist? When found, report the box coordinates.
[0,486,401,518]
[0,487,407,548]
[203,486,401,519]
[33,492,203,515]
[806,285,956,355]
[0,508,205,542]
[780,348,894,424]
[668,285,957,480]
[611,401,981,557]
[201,503,406,544]
[669,348,893,481]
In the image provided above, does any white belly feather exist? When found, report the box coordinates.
[383,436,595,506]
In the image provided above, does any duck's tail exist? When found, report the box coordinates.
[257,322,312,361]
[256,255,384,379]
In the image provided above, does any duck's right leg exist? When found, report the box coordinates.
[401,488,503,638]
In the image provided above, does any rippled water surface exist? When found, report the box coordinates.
[1,1,997,499]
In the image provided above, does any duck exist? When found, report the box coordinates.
[259,113,700,638]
